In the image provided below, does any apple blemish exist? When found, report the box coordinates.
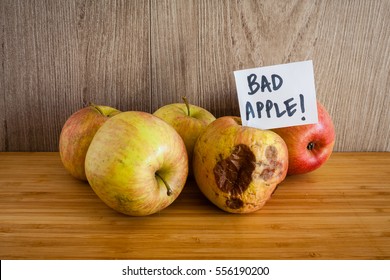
[213,144,256,198]
[226,198,244,210]
[265,145,278,161]
[192,115,289,213]
[259,168,275,181]
[259,145,283,180]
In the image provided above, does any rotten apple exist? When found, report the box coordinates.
[59,104,121,181]
[85,111,188,216]
[193,116,288,213]
[272,102,335,175]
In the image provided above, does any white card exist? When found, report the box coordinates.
[234,60,318,130]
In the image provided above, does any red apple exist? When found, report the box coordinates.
[59,104,121,181]
[193,116,288,213]
[272,102,335,175]
[85,111,188,216]
[153,97,216,175]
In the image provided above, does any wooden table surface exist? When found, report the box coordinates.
[1,152,389,260]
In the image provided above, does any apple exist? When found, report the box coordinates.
[271,102,335,175]
[153,97,216,175]
[84,111,188,216]
[59,104,121,181]
[192,116,288,214]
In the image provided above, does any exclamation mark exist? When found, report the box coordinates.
[300,94,306,121]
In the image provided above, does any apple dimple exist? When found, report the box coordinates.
[155,172,173,196]
[213,144,256,196]
[307,142,315,150]
[232,117,242,125]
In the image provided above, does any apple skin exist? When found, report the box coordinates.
[153,100,216,175]
[193,116,288,214]
[271,102,335,175]
[84,111,188,216]
[59,104,121,181]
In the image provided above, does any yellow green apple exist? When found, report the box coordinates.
[85,111,188,216]
[153,97,216,175]
[59,104,120,181]
[193,116,288,214]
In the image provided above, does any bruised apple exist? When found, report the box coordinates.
[193,116,288,213]
[85,111,188,216]
[59,104,121,180]
[272,102,335,175]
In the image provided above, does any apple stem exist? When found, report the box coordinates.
[155,173,173,196]
[182,96,190,117]
[307,142,315,150]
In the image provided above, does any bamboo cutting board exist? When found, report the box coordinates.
[0,152,389,259]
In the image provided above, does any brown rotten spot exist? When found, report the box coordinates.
[213,144,256,196]
[226,197,244,209]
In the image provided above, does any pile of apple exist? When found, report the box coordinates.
[59,99,335,216]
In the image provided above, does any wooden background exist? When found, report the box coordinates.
[0,0,389,152]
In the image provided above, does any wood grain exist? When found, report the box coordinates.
[1,0,150,151]
[151,0,201,111]
[1,0,389,151]
[0,152,390,259]
[314,0,390,152]
[0,0,5,151]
